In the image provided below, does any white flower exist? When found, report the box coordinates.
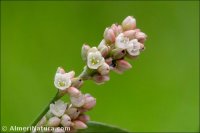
[115,33,141,56]
[50,100,67,117]
[127,39,140,56]
[115,33,131,49]
[87,47,105,69]
[54,73,72,90]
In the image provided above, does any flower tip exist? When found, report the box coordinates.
[122,16,136,31]
[73,120,88,129]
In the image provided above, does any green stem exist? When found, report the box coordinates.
[26,91,61,133]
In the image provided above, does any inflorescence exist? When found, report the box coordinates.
[34,16,147,133]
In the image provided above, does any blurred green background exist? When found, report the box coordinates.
[1,1,199,132]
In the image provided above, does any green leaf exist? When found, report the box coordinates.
[77,121,129,133]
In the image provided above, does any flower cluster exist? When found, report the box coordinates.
[35,16,147,133]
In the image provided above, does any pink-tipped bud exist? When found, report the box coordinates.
[47,117,61,127]
[67,87,81,97]
[123,30,137,40]
[111,24,123,36]
[83,95,96,110]
[81,44,91,61]
[122,16,136,31]
[78,114,90,123]
[135,32,147,43]
[71,78,83,88]
[56,67,65,74]
[103,28,115,44]
[72,120,87,129]
[116,60,132,71]
[61,114,71,127]
[93,74,110,84]
[98,62,110,75]
[111,48,126,59]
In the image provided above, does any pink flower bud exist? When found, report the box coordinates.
[123,30,137,40]
[111,24,123,36]
[78,114,90,123]
[98,62,110,75]
[135,32,147,43]
[71,78,83,88]
[98,41,109,57]
[83,95,96,110]
[122,16,136,31]
[93,74,110,84]
[81,44,90,61]
[72,120,87,129]
[61,114,71,127]
[67,87,81,97]
[111,48,126,59]
[103,28,115,44]
[116,60,132,71]
[47,117,61,127]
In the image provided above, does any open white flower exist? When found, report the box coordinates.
[50,100,67,117]
[115,33,141,56]
[127,39,141,56]
[115,33,131,49]
[54,73,72,90]
[87,47,105,69]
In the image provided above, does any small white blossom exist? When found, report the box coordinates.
[87,48,105,69]
[115,33,141,56]
[50,100,67,117]
[127,39,140,56]
[115,33,131,49]
[54,73,71,90]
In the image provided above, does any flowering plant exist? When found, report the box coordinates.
[29,16,147,133]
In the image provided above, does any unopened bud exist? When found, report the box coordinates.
[111,48,126,59]
[47,117,61,127]
[72,120,87,129]
[61,114,71,127]
[83,95,96,110]
[135,32,147,43]
[116,60,132,71]
[66,107,80,119]
[93,74,110,84]
[71,78,83,88]
[111,24,123,36]
[78,114,90,123]
[70,94,85,107]
[81,44,90,61]
[103,28,115,44]
[98,62,110,75]
[122,16,136,31]
[67,87,81,97]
